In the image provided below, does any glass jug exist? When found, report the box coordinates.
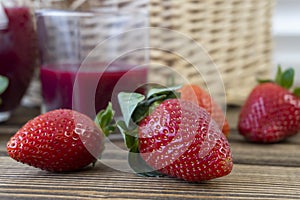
[0,0,37,121]
[35,1,149,118]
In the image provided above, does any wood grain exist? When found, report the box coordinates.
[1,156,300,200]
[0,106,300,199]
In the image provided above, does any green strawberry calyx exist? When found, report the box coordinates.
[96,85,181,176]
[259,65,300,97]
[95,102,116,136]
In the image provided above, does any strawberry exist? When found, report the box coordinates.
[138,99,233,182]
[238,66,300,143]
[7,109,105,172]
[179,84,230,136]
[97,86,233,182]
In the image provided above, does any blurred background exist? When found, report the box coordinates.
[16,0,300,109]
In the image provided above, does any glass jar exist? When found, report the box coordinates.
[35,1,149,119]
[0,0,37,121]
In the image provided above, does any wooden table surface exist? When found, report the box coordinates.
[0,106,300,200]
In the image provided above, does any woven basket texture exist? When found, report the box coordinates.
[149,0,274,105]
[28,0,274,105]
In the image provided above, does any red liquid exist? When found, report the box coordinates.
[40,64,147,118]
[0,7,37,111]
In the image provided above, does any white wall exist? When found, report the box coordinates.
[272,0,300,86]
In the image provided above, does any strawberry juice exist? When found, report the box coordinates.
[40,64,147,118]
[0,6,37,112]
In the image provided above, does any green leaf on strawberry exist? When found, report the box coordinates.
[118,86,181,128]
[147,85,181,99]
[95,102,116,136]
[117,120,138,149]
[272,65,295,89]
[275,64,283,84]
[118,93,145,127]
[293,87,300,97]
[278,67,294,89]
[273,66,300,97]
[115,86,180,177]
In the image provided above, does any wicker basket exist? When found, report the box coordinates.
[149,0,274,105]
[27,0,274,106]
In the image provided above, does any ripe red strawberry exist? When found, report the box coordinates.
[138,99,233,182]
[179,84,230,136]
[98,86,233,182]
[238,66,300,143]
[7,109,105,172]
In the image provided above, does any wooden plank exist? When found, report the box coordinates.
[0,156,300,200]
[230,133,300,167]
[1,106,300,199]
[2,131,300,167]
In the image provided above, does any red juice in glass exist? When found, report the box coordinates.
[40,63,147,118]
[0,6,37,113]
[36,9,149,119]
